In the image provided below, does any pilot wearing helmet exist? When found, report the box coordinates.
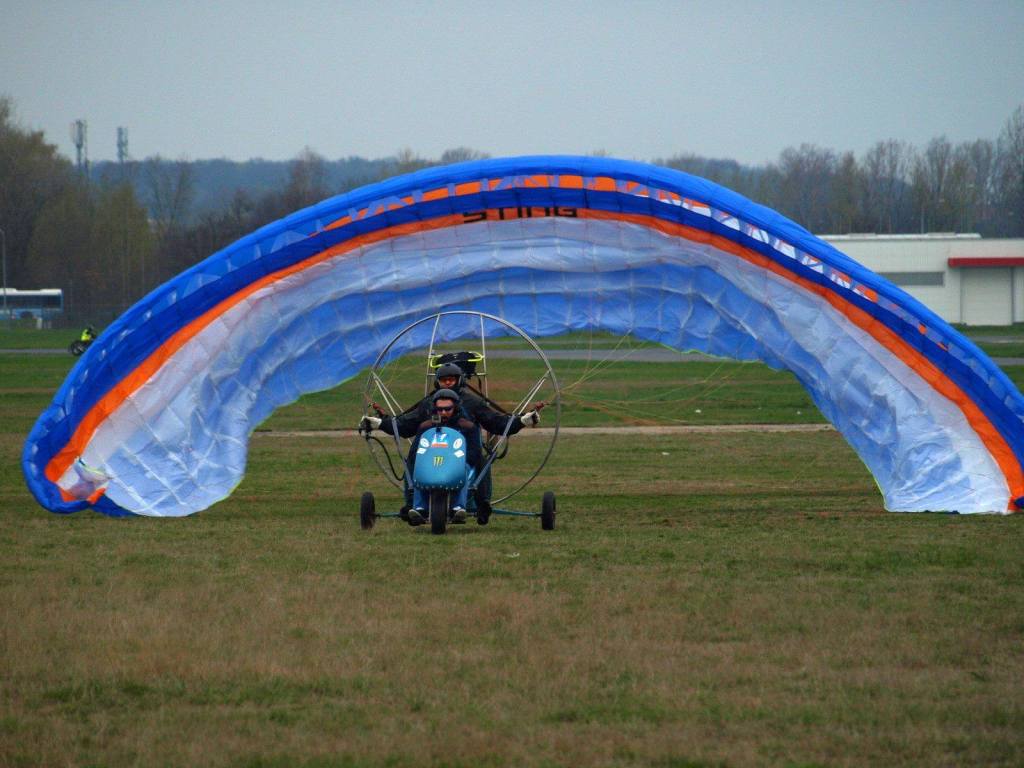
[405,387,475,524]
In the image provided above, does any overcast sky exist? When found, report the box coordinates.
[3,1,1022,166]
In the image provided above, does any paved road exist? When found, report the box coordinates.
[485,348,1024,366]
[491,348,728,363]
[970,335,1024,344]
[5,347,1024,366]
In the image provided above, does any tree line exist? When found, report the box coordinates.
[658,119,1023,237]
[1,95,1021,325]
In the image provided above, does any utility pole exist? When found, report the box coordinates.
[70,120,88,176]
[117,127,129,165]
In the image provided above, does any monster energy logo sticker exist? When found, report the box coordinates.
[433,455,444,467]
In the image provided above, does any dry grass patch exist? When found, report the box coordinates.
[3,430,1024,766]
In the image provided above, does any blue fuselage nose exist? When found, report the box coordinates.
[413,426,468,490]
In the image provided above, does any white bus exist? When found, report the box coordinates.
[1,288,65,323]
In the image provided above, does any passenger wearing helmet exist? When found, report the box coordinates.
[433,361,540,431]
[433,362,465,392]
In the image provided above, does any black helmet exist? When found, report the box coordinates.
[434,362,464,390]
[432,388,461,411]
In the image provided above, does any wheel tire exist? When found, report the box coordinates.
[429,490,448,535]
[476,498,492,526]
[475,487,491,525]
[69,341,85,356]
[360,491,376,530]
[540,491,556,531]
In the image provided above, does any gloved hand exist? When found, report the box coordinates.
[519,410,540,427]
[359,415,382,432]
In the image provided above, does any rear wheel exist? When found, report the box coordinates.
[68,340,86,356]
[429,490,449,535]
[540,491,556,531]
[359,492,376,530]
[476,497,492,526]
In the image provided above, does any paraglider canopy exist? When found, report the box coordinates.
[22,155,1024,516]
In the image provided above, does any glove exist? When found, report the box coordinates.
[359,415,382,432]
[519,410,540,428]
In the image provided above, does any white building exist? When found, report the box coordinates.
[821,234,1024,326]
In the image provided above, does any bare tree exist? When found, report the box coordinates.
[283,147,329,211]
[772,144,838,232]
[145,155,195,238]
[392,148,431,176]
[995,105,1024,236]
[861,140,912,233]
[659,154,770,205]
[940,145,973,232]
[439,147,490,165]
[957,139,997,232]
[911,137,958,232]
[829,151,865,233]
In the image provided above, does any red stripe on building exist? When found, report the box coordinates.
[948,257,1024,268]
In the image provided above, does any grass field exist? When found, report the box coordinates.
[2,334,1024,767]
[0,328,78,350]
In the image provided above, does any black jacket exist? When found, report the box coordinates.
[379,388,523,440]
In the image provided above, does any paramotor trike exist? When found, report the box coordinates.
[357,311,560,535]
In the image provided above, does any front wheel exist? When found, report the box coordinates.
[68,340,86,356]
[540,491,556,531]
[360,491,376,530]
[429,490,449,535]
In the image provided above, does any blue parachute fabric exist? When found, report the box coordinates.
[22,155,1024,516]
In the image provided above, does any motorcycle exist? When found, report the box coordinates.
[69,328,97,356]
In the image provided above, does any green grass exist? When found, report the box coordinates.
[2,341,1024,766]
[0,326,84,349]
[974,341,1024,358]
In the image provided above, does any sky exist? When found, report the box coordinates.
[3,0,1023,166]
